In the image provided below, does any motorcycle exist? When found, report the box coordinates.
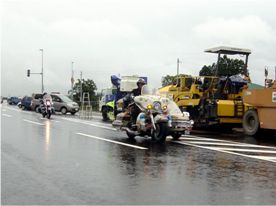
[40,95,54,119]
[112,85,193,143]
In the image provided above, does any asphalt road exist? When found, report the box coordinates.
[1,104,276,205]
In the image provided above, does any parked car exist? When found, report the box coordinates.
[7,96,20,105]
[20,96,32,110]
[31,93,43,112]
[30,92,79,115]
[51,93,79,115]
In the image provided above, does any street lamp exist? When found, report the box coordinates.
[40,49,44,93]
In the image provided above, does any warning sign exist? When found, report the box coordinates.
[272,92,276,102]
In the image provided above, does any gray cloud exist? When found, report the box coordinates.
[2,0,276,96]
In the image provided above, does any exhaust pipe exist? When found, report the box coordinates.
[122,127,140,136]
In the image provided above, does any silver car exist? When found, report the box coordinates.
[51,94,79,115]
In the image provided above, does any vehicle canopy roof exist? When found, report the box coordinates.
[204,46,251,55]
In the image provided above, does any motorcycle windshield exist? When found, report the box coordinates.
[138,85,183,116]
[141,85,152,95]
[167,100,183,115]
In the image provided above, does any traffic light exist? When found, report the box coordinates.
[27,69,30,77]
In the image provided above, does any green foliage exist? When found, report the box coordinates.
[161,75,177,87]
[199,64,215,76]
[199,55,246,77]
[72,78,97,104]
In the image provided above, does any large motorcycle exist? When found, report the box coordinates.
[112,85,193,143]
[40,95,54,119]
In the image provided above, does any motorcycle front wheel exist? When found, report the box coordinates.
[47,112,51,119]
[151,122,168,143]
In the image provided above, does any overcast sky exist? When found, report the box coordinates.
[1,0,276,96]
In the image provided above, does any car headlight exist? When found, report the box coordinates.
[153,102,161,111]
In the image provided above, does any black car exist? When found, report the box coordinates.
[7,96,20,105]
[20,96,32,110]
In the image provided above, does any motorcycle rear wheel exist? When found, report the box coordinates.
[126,130,136,139]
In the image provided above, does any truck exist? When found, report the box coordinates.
[99,75,148,121]
[242,80,276,135]
[159,46,252,128]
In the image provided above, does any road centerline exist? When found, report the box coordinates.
[23,119,45,126]
[2,114,12,117]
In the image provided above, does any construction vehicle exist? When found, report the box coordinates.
[159,46,252,128]
[100,75,148,121]
[242,80,276,135]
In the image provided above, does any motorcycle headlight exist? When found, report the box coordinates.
[153,102,161,111]
[147,104,153,110]
[162,105,168,111]
[46,101,51,106]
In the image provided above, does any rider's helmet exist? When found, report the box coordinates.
[137,78,146,87]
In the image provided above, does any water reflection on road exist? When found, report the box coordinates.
[111,135,276,204]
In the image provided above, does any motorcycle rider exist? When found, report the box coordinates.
[123,78,146,108]
[40,92,53,114]
[132,78,146,96]
[123,78,146,123]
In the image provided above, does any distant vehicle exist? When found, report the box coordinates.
[31,93,43,112]
[242,80,276,135]
[20,96,32,110]
[100,75,148,121]
[51,93,79,115]
[31,93,79,114]
[17,101,22,108]
[7,96,20,105]
[40,94,54,119]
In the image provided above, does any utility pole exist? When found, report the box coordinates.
[71,61,74,91]
[40,49,44,93]
[177,58,180,76]
[265,66,268,87]
[80,71,83,103]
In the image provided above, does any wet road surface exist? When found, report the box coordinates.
[1,105,276,205]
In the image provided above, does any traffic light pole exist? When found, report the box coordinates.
[27,49,44,93]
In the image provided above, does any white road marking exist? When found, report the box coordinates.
[92,115,102,119]
[249,156,276,160]
[213,147,276,154]
[181,135,276,149]
[62,117,116,131]
[2,113,12,117]
[173,140,276,162]
[4,106,30,114]
[23,119,45,126]
[181,141,276,149]
[89,123,116,130]
[180,137,236,142]
[2,109,7,112]
[76,132,147,150]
